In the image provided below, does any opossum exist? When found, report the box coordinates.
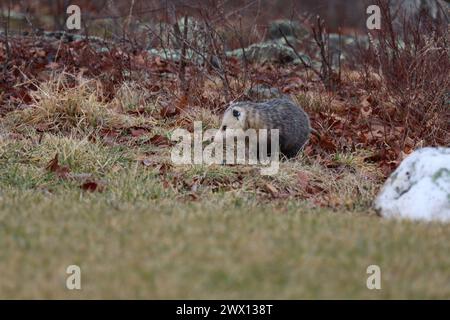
[215,98,312,158]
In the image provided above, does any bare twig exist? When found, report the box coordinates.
[2,0,11,75]
[280,30,321,79]
[124,0,136,40]
[179,15,189,96]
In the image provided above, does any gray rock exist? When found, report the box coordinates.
[147,48,206,65]
[245,85,283,99]
[268,19,308,40]
[374,147,450,222]
[226,39,311,65]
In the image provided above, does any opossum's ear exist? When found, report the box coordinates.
[232,109,240,118]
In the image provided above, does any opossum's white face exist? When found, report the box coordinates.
[219,104,248,131]
[214,104,248,142]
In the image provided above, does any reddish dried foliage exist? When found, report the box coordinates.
[1,3,448,177]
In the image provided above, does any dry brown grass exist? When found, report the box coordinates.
[4,75,154,135]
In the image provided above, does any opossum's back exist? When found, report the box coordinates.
[253,99,310,131]
[253,99,311,157]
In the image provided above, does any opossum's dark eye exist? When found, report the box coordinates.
[222,125,227,131]
[232,109,240,118]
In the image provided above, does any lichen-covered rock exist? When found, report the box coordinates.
[226,39,310,65]
[328,34,369,50]
[226,40,295,64]
[374,147,450,222]
[245,85,283,99]
[268,19,308,40]
[147,48,206,65]
[148,48,182,62]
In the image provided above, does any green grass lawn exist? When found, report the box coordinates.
[0,133,449,299]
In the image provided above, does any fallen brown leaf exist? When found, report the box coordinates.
[160,105,179,118]
[150,134,172,147]
[264,183,279,197]
[130,127,149,137]
[46,153,70,179]
[81,181,105,192]
[158,163,173,175]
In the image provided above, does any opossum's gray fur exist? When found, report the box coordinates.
[218,98,311,158]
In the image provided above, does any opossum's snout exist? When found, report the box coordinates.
[212,105,245,143]
[212,115,232,143]
[214,126,226,140]
[211,127,225,143]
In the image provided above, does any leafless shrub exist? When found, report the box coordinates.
[282,15,341,91]
[310,16,341,91]
[142,2,256,109]
[357,0,449,147]
[1,0,11,74]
